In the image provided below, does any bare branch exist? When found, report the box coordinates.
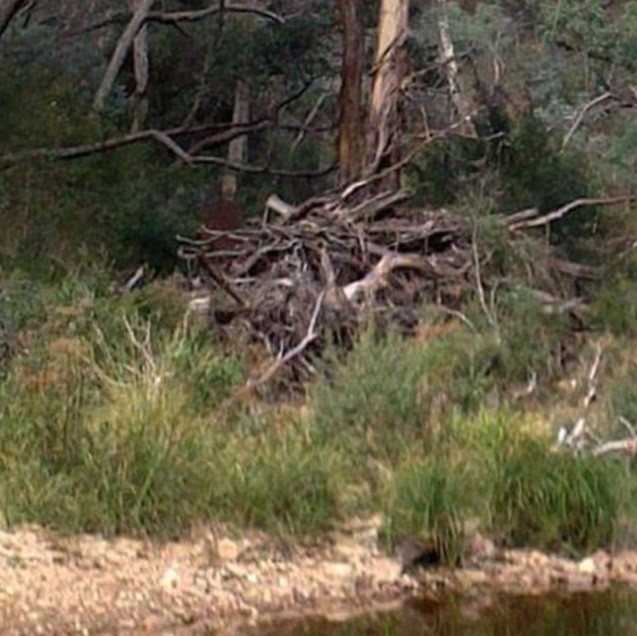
[93,0,156,113]
[508,196,636,232]
[146,3,285,26]
[72,2,285,35]
[0,125,337,179]
[561,92,613,153]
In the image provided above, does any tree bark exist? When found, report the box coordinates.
[437,0,475,136]
[93,0,156,113]
[0,0,26,39]
[131,0,150,132]
[221,78,250,201]
[336,0,365,185]
[367,0,409,180]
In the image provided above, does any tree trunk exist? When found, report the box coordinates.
[437,0,475,136]
[367,0,409,181]
[221,77,250,201]
[336,0,365,185]
[131,0,150,132]
[0,0,26,39]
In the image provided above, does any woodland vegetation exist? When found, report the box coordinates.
[2,0,637,563]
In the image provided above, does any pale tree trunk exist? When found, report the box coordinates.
[0,0,26,39]
[131,0,150,132]
[336,0,365,185]
[437,0,476,136]
[221,78,250,201]
[93,0,155,112]
[367,0,409,180]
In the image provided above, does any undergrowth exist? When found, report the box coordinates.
[0,267,635,560]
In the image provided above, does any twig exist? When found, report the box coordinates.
[561,92,613,153]
[196,256,247,307]
[592,439,637,457]
[583,343,602,410]
[118,265,146,295]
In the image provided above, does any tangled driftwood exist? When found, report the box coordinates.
[176,190,631,391]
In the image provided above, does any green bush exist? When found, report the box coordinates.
[310,329,431,454]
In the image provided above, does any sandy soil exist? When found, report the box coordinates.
[1,520,636,635]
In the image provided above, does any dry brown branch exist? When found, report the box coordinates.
[508,196,636,232]
[591,439,637,457]
[177,162,599,390]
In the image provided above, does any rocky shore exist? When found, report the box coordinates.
[0,521,636,635]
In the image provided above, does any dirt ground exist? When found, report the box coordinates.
[1,520,636,635]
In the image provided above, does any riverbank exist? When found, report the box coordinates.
[2,522,637,635]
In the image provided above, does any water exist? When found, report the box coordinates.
[256,588,637,636]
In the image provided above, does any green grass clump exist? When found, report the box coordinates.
[488,441,619,552]
[459,410,622,554]
[382,458,468,565]
[207,420,349,535]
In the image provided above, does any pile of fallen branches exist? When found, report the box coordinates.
[176,190,629,389]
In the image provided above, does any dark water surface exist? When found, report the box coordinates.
[256,588,637,636]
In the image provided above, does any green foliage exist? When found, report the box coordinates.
[310,329,431,452]
[589,253,637,337]
[498,117,590,220]
[0,269,635,547]
[452,410,624,554]
[539,0,637,70]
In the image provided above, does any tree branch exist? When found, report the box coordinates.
[508,197,636,232]
[0,0,27,39]
[0,125,337,178]
[145,4,285,26]
[561,92,614,153]
[71,2,285,36]
[93,0,156,112]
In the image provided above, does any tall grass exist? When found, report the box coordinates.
[0,269,634,553]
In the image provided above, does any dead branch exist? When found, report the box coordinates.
[93,0,156,113]
[561,92,614,153]
[508,196,636,232]
[72,2,285,36]
[558,343,602,451]
[0,126,337,178]
[145,3,285,26]
[342,253,426,302]
[591,439,637,457]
